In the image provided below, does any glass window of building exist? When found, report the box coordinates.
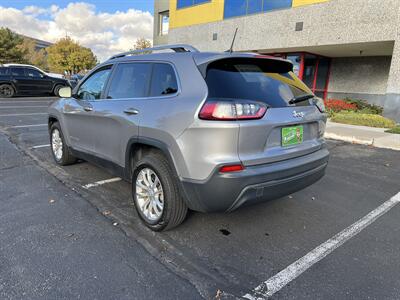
[177,0,210,9]
[224,0,246,18]
[224,0,293,18]
[303,54,318,88]
[263,0,292,11]
[159,11,169,36]
[247,0,263,14]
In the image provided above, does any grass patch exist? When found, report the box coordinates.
[331,112,396,128]
[385,126,400,134]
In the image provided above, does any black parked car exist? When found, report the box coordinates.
[0,64,70,98]
[68,74,84,89]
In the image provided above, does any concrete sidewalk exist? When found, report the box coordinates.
[325,121,400,150]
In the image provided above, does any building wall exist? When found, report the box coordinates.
[384,8,400,121]
[329,57,391,96]
[168,0,399,52]
[169,0,330,29]
[160,0,400,120]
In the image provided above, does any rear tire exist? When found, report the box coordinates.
[50,122,77,165]
[0,84,15,98]
[132,151,188,231]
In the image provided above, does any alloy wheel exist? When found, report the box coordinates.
[51,129,63,161]
[0,85,13,97]
[135,168,164,222]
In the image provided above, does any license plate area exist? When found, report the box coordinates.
[281,125,304,147]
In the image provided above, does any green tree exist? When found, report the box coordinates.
[47,37,97,74]
[0,27,27,64]
[133,37,152,50]
[19,38,49,70]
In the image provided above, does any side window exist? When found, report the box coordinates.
[77,67,112,100]
[0,67,8,76]
[107,63,151,99]
[26,68,43,78]
[10,68,25,76]
[149,63,178,97]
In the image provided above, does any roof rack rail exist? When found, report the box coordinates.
[108,44,199,60]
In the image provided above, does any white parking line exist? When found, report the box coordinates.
[243,191,400,299]
[83,177,122,189]
[0,106,48,109]
[10,124,47,128]
[0,113,47,117]
[0,101,51,103]
[31,144,50,149]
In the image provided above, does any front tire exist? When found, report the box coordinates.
[53,84,65,97]
[0,84,15,98]
[132,152,188,231]
[50,122,77,165]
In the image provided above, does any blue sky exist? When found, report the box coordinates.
[0,0,154,15]
[0,1,155,60]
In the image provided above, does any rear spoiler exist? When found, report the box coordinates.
[195,54,293,77]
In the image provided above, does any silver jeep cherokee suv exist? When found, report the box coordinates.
[48,44,329,231]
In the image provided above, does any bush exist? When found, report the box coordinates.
[385,126,400,134]
[343,98,383,115]
[331,112,396,128]
[324,99,357,113]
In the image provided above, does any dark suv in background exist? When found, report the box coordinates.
[0,64,69,98]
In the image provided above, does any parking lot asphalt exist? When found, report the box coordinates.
[0,97,399,299]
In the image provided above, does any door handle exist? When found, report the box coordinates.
[83,106,93,112]
[123,108,139,115]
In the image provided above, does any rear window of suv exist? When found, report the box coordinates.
[205,58,313,107]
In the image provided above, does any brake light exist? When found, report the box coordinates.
[219,164,244,173]
[199,100,267,120]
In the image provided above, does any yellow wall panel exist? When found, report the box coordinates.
[170,0,224,29]
[292,0,329,7]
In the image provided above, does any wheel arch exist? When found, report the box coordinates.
[125,137,179,180]
[48,115,59,132]
[125,137,193,211]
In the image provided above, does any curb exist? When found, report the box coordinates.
[324,132,400,151]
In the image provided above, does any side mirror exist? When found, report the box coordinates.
[58,86,72,98]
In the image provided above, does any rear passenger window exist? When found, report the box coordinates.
[26,68,43,78]
[149,63,178,96]
[108,63,151,99]
[10,68,25,76]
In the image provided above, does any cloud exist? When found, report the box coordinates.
[0,3,153,61]
[22,5,48,16]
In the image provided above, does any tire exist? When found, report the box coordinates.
[53,84,64,97]
[0,84,15,98]
[49,122,77,165]
[132,151,188,231]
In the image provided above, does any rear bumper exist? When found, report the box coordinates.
[180,146,329,212]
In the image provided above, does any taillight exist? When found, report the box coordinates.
[219,164,244,173]
[199,100,267,121]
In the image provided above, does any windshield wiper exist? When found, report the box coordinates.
[289,94,314,105]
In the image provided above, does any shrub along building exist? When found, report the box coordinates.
[154,0,400,121]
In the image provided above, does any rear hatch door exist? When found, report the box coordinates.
[203,56,326,166]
